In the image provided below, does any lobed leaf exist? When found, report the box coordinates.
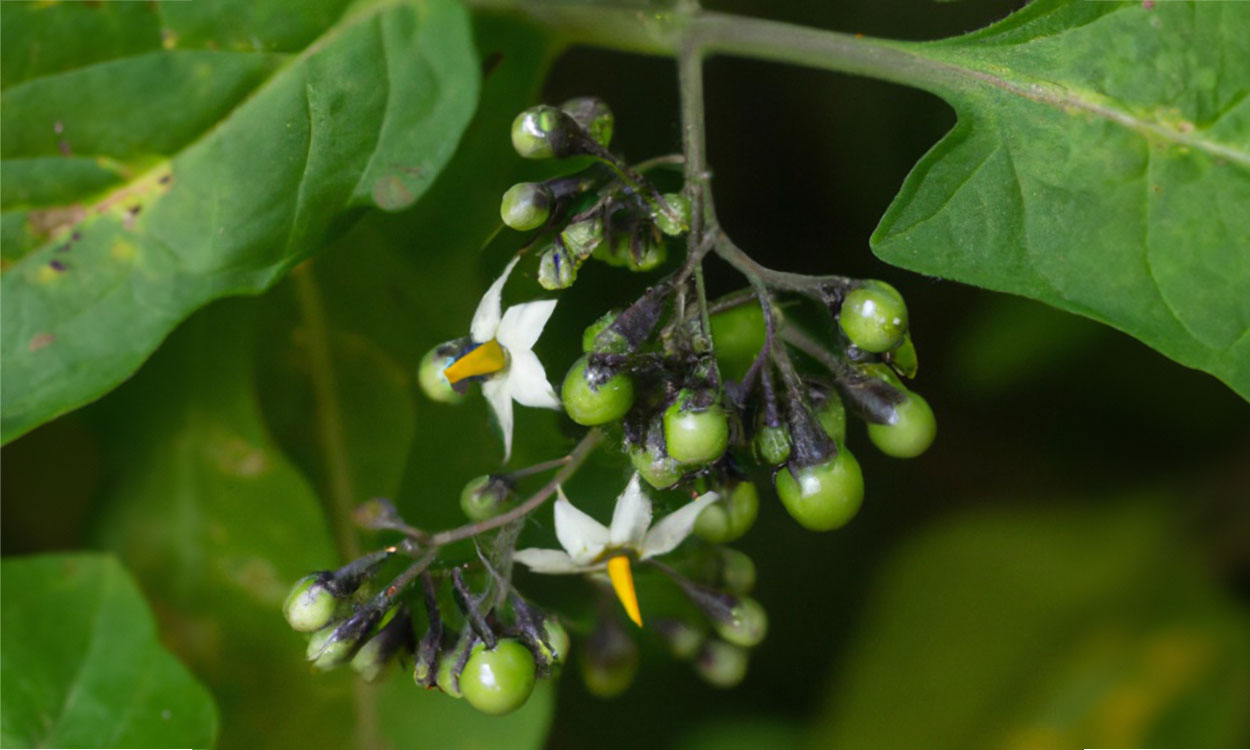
[874,0,1250,399]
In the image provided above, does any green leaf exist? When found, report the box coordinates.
[873,0,1250,399]
[0,553,218,748]
[0,0,481,444]
[808,499,1250,750]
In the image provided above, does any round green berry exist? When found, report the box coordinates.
[719,548,756,595]
[629,444,684,489]
[774,449,864,531]
[418,345,465,405]
[560,96,614,147]
[307,624,354,670]
[754,424,791,465]
[541,619,571,666]
[435,652,465,698]
[695,641,748,689]
[714,597,768,648]
[510,105,564,159]
[815,394,847,444]
[283,574,337,633]
[499,182,553,231]
[694,482,760,544]
[580,637,638,698]
[867,390,936,458]
[663,391,730,466]
[460,639,537,716]
[839,281,908,353]
[582,310,627,353]
[460,475,511,522]
[562,355,635,426]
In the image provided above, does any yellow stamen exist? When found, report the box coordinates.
[443,339,507,384]
[607,555,642,628]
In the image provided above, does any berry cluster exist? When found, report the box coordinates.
[282,95,936,713]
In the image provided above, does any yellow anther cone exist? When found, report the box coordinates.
[444,339,507,384]
[607,556,643,627]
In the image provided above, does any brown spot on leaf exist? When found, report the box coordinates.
[29,333,56,352]
[372,174,415,211]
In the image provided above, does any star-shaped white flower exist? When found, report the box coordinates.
[443,257,561,461]
[513,473,719,627]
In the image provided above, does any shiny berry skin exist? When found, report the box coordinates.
[713,597,768,648]
[815,395,847,444]
[694,482,760,544]
[867,390,936,458]
[499,182,553,231]
[663,391,730,465]
[460,639,537,716]
[582,310,627,353]
[418,345,466,405]
[695,641,748,688]
[561,355,635,426]
[754,424,791,465]
[629,444,684,490]
[774,449,864,531]
[653,192,691,236]
[839,281,908,353]
[283,574,337,633]
[510,105,565,159]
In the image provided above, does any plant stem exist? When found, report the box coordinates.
[428,429,604,547]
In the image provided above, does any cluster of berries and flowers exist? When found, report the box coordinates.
[282,96,936,716]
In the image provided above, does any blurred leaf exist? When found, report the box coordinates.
[676,717,804,750]
[89,301,352,749]
[0,553,218,748]
[809,499,1250,750]
[1,0,480,444]
[874,0,1250,399]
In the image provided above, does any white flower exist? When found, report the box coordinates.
[442,257,560,461]
[513,473,719,626]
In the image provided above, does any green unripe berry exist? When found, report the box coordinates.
[695,641,749,689]
[460,475,512,522]
[542,619,571,666]
[653,192,691,236]
[775,449,864,531]
[561,218,605,261]
[719,548,756,595]
[418,345,466,405]
[583,310,628,353]
[694,482,760,544]
[815,394,847,444]
[654,618,704,661]
[562,355,635,426]
[460,640,537,716]
[511,105,565,159]
[886,332,918,378]
[713,597,768,648]
[580,634,639,698]
[307,624,354,670]
[663,391,730,466]
[867,390,936,458]
[499,182,553,231]
[839,281,908,353]
[629,444,685,489]
[283,574,337,633]
[560,96,614,147]
[710,304,767,381]
[754,425,791,466]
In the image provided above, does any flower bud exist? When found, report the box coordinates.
[580,618,639,698]
[459,474,514,522]
[538,244,578,290]
[754,424,791,465]
[307,606,382,670]
[652,192,691,236]
[718,548,756,596]
[560,96,614,147]
[712,596,768,648]
[695,640,749,688]
[351,608,414,682]
[500,182,553,231]
[560,217,605,261]
[283,573,338,633]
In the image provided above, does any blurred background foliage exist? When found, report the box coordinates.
[3,0,1248,748]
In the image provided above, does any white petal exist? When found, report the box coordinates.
[495,299,557,352]
[554,488,610,566]
[482,376,514,463]
[512,548,585,574]
[608,473,653,547]
[507,349,561,410]
[470,256,520,343]
[641,491,721,559]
